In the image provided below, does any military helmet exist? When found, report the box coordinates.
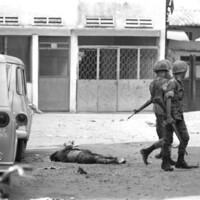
[153,59,172,72]
[172,60,188,74]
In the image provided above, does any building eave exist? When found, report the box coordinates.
[168,25,200,29]
[72,28,161,37]
[0,26,71,36]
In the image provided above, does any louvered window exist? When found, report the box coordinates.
[33,17,63,26]
[125,18,153,28]
[86,17,114,27]
[0,16,19,25]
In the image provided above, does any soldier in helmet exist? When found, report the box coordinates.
[162,60,194,171]
[137,59,175,166]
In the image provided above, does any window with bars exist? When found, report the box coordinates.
[79,49,97,79]
[120,49,137,79]
[78,47,158,80]
[99,49,117,80]
[140,49,157,79]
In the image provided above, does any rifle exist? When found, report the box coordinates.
[127,112,136,120]
[153,97,187,154]
[127,99,152,120]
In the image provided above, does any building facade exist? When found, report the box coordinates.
[167,9,200,111]
[0,0,167,112]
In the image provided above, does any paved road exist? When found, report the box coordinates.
[27,112,200,149]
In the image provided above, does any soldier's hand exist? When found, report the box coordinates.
[166,117,174,125]
[133,109,139,114]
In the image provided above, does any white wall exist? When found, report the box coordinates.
[77,0,166,59]
[0,0,166,29]
[0,0,167,112]
[77,0,166,29]
[0,0,78,27]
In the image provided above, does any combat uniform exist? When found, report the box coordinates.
[149,76,169,140]
[140,60,175,166]
[163,78,189,159]
[161,60,198,170]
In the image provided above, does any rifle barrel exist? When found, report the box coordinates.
[127,113,135,120]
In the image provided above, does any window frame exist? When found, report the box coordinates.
[78,46,159,80]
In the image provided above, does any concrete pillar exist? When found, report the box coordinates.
[160,0,167,60]
[69,30,78,112]
[159,29,166,60]
[31,34,39,107]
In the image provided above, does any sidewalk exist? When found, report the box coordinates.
[27,111,200,149]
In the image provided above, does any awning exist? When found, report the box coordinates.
[73,28,160,37]
[0,26,71,36]
[167,30,189,41]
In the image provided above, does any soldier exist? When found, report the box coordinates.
[138,59,175,166]
[162,60,194,171]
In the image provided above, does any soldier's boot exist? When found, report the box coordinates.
[175,154,195,169]
[140,149,150,165]
[168,157,176,166]
[161,156,174,171]
[140,144,156,165]
[155,149,162,159]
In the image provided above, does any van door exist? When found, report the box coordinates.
[0,65,16,163]
[16,67,32,137]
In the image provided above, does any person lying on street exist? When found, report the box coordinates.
[50,143,126,164]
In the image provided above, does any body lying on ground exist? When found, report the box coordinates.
[50,144,126,164]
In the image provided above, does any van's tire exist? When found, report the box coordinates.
[15,139,27,162]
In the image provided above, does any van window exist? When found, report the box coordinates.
[22,69,27,95]
[6,64,11,90]
[16,68,26,95]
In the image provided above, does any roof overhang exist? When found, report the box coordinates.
[73,28,160,37]
[0,26,71,36]
[168,40,200,51]
[0,26,160,37]
[167,30,189,41]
